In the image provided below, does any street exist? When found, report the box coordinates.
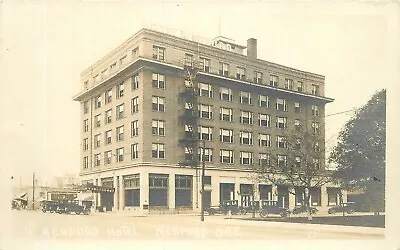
[6,210,384,244]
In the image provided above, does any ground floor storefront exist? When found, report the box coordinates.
[81,165,346,213]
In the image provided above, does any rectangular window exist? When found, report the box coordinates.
[95,114,101,128]
[131,74,139,90]
[131,144,139,159]
[95,95,101,109]
[295,156,301,168]
[110,62,117,71]
[219,62,229,76]
[240,91,252,105]
[259,134,271,147]
[104,151,112,165]
[132,47,139,58]
[116,147,124,162]
[198,148,213,162]
[312,105,320,116]
[152,143,165,159]
[131,97,139,114]
[105,109,112,124]
[198,126,213,141]
[270,75,278,87]
[94,134,101,148]
[152,73,165,89]
[83,138,88,151]
[152,96,165,112]
[313,142,320,152]
[259,113,271,127]
[83,119,88,132]
[240,151,253,165]
[277,155,287,167]
[220,107,233,122]
[116,104,124,119]
[152,120,165,136]
[312,122,320,134]
[259,95,269,108]
[285,79,294,90]
[220,128,234,143]
[105,89,112,104]
[200,58,210,72]
[83,101,89,114]
[240,131,253,145]
[236,67,246,80]
[94,153,101,167]
[298,82,303,92]
[276,117,287,129]
[116,126,124,142]
[116,82,124,98]
[294,102,301,113]
[220,149,234,164]
[313,158,321,168]
[220,87,233,101]
[240,111,253,125]
[184,53,194,67]
[254,71,263,84]
[259,153,270,166]
[295,138,301,151]
[199,83,213,98]
[312,84,319,95]
[83,156,89,169]
[153,45,165,61]
[294,119,301,131]
[198,104,213,119]
[131,120,139,137]
[120,55,127,65]
[276,136,287,148]
[105,130,112,145]
[276,98,288,111]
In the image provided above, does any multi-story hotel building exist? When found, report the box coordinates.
[73,28,344,213]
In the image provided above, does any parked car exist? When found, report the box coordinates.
[328,202,355,214]
[206,200,241,215]
[291,205,318,215]
[56,201,90,215]
[42,201,59,213]
[239,200,260,215]
[259,200,290,218]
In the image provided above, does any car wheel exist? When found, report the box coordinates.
[330,210,336,215]
[208,209,216,215]
[240,208,247,215]
[311,209,317,214]
[347,209,354,214]
[259,210,268,218]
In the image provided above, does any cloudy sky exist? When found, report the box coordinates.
[0,1,398,186]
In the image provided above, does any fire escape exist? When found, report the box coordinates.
[178,58,201,208]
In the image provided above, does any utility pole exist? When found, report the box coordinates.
[201,140,206,222]
[32,172,35,210]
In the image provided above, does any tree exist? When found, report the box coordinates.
[329,89,386,215]
[255,127,333,221]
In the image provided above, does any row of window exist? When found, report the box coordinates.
[83,117,320,150]
[152,45,320,95]
[83,144,321,168]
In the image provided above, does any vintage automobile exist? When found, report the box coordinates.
[328,202,356,215]
[239,200,260,215]
[206,200,241,215]
[259,200,290,218]
[42,201,60,213]
[291,205,318,215]
[56,201,90,215]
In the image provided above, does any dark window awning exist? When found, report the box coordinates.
[74,183,115,193]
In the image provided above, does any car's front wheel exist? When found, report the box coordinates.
[347,209,355,214]
[259,210,268,218]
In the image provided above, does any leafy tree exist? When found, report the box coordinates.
[255,127,333,221]
[329,89,386,214]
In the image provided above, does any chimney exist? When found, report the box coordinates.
[247,38,257,59]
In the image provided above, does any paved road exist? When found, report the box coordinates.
[4,210,384,248]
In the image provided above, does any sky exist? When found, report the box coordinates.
[0,1,398,186]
